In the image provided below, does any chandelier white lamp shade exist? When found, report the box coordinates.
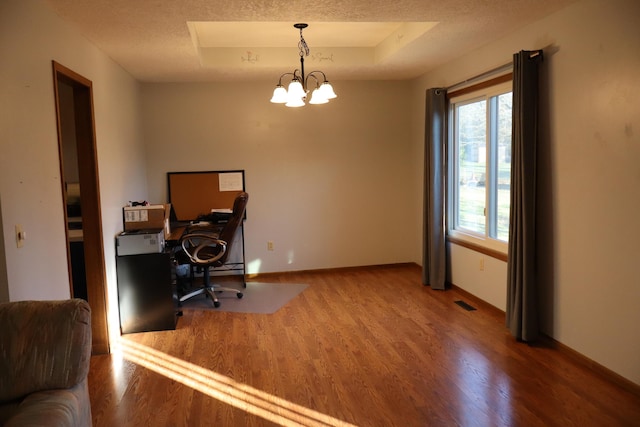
[269,84,288,103]
[270,23,337,108]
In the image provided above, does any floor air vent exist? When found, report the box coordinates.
[454,300,477,311]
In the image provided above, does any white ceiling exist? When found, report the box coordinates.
[45,0,578,83]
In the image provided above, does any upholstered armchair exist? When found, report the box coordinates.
[0,299,92,426]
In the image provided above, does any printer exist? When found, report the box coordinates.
[116,229,165,256]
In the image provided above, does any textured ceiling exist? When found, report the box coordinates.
[45,0,578,83]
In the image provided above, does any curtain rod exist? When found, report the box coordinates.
[445,50,542,92]
[445,62,512,92]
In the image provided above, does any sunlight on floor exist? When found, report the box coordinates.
[115,338,357,427]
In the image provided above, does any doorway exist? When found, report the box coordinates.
[52,61,110,354]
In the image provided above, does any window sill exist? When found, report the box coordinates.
[447,234,508,262]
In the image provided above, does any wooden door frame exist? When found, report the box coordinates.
[52,61,110,354]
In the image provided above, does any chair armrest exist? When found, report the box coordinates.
[4,382,91,427]
[180,233,228,265]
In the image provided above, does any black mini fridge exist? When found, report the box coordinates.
[116,253,177,334]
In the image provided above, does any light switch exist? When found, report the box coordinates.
[15,224,26,248]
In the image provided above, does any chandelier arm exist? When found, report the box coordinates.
[307,71,328,82]
[305,73,320,89]
[276,72,295,86]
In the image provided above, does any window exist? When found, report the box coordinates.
[448,78,512,253]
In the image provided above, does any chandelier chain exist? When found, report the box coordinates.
[298,27,309,58]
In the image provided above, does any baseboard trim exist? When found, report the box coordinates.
[246,262,420,279]
[448,282,505,316]
[539,334,640,398]
[449,282,640,398]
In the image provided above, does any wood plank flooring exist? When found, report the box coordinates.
[88,264,640,426]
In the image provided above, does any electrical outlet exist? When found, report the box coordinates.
[267,241,274,251]
[479,257,485,271]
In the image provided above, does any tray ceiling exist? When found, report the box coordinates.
[45,0,578,82]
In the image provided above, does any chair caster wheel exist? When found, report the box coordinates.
[214,301,221,308]
[237,292,243,299]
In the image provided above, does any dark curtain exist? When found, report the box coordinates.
[422,88,447,290]
[506,50,543,341]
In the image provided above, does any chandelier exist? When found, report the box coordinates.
[270,23,337,107]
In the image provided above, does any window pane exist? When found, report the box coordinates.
[496,92,512,241]
[456,100,486,234]
[449,80,511,251]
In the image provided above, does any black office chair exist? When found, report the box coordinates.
[176,192,248,308]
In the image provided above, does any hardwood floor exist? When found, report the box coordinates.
[88,264,640,426]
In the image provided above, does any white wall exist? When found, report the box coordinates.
[448,244,507,310]
[0,1,147,341]
[142,80,417,274]
[411,0,640,385]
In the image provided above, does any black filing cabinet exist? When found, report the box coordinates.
[116,253,177,334]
